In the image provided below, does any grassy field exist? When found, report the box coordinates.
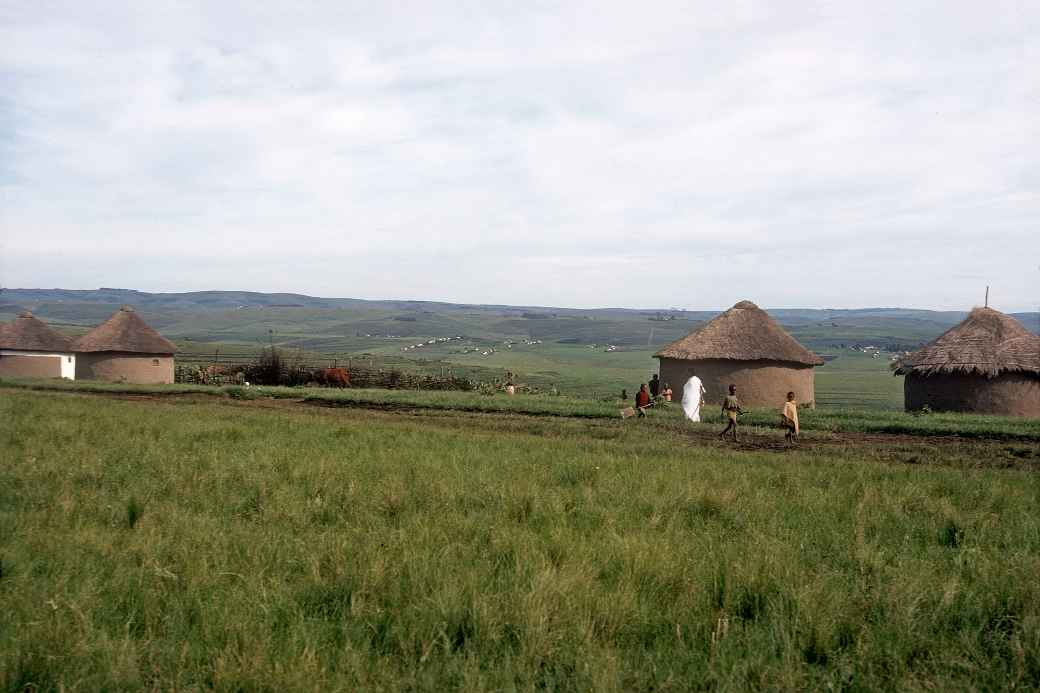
[814,351,904,411]
[2,389,1040,690]
[4,377,1039,442]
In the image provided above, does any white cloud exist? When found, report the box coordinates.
[1,1,1037,310]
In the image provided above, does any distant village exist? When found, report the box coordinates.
[1,300,1036,417]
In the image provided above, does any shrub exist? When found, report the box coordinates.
[224,386,258,400]
[247,347,286,386]
[242,348,312,386]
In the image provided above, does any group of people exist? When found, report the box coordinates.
[625,375,801,444]
[717,384,800,443]
[623,374,672,417]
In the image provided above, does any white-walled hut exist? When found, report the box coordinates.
[0,311,77,379]
[72,306,177,384]
[654,300,824,408]
[894,307,1040,417]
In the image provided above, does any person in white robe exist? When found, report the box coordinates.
[682,376,707,422]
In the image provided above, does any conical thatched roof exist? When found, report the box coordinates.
[0,311,74,352]
[73,306,176,354]
[655,300,824,366]
[894,307,1040,378]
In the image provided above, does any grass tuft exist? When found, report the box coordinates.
[125,496,143,529]
[938,519,964,548]
[733,579,780,622]
[297,581,355,621]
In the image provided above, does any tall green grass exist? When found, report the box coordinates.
[1,391,1039,690]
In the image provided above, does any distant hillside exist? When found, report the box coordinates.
[1,288,1036,352]
[3,287,1032,323]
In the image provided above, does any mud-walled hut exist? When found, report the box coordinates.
[654,300,824,408]
[0,311,76,379]
[894,307,1040,417]
[73,306,177,384]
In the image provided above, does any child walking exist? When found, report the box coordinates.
[719,384,743,442]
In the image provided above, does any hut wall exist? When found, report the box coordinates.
[0,351,66,378]
[657,357,815,409]
[75,353,174,384]
[904,371,1040,417]
[0,351,75,379]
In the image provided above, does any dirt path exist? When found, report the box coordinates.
[11,387,1039,471]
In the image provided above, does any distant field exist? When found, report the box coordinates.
[813,350,904,411]
[2,390,1038,690]
[4,293,1025,410]
[173,339,909,410]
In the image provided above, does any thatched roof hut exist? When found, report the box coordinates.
[72,306,176,384]
[73,305,176,355]
[655,301,823,408]
[0,311,74,352]
[895,307,1040,416]
[656,301,824,366]
[0,311,77,379]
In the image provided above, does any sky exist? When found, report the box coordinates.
[1,1,1037,311]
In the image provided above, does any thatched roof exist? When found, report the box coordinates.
[73,306,176,354]
[0,311,74,352]
[654,300,824,366]
[894,307,1040,378]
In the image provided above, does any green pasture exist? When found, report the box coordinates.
[1,390,1039,690]
[3,377,1039,442]
[173,337,908,408]
[814,350,904,411]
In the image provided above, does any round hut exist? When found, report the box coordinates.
[0,311,76,379]
[73,306,177,384]
[894,307,1040,417]
[654,300,824,408]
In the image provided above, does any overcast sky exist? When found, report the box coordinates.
[1,2,1037,311]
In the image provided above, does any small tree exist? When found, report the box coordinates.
[249,347,286,386]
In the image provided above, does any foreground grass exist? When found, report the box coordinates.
[1,391,1039,690]
[3,377,1039,442]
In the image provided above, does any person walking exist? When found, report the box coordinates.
[719,384,743,441]
[662,382,673,402]
[635,383,653,417]
[781,391,799,444]
[681,375,706,422]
